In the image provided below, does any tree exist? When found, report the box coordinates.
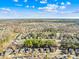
[24,39,57,48]
[24,40,33,48]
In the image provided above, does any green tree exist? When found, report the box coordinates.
[24,40,33,48]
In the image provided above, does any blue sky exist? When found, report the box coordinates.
[0,0,79,19]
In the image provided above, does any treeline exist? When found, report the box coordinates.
[24,39,57,48]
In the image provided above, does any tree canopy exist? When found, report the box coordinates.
[24,39,57,48]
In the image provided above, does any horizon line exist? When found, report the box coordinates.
[0,17,79,20]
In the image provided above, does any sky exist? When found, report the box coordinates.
[0,0,79,19]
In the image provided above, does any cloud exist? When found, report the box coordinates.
[0,8,11,11]
[61,2,65,5]
[25,5,29,8]
[38,4,58,12]
[0,8,19,16]
[38,3,68,13]
[35,0,38,2]
[47,4,58,9]
[0,8,11,14]
[67,2,71,5]
[40,0,47,4]
[32,6,35,8]
[55,0,57,2]
[24,0,27,2]
[15,4,23,6]
[59,6,66,10]
[13,0,18,2]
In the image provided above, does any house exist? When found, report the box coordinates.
[68,48,74,55]
[5,47,14,55]
[50,46,57,52]
[75,48,79,56]
[61,48,68,54]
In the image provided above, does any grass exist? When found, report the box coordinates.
[0,32,18,52]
